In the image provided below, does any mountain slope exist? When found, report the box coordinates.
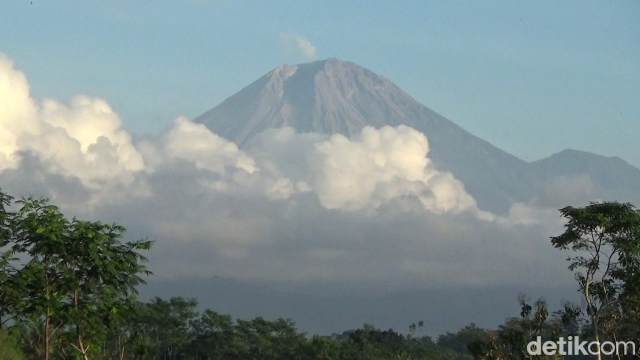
[531,149,640,206]
[194,59,536,213]
[194,58,639,212]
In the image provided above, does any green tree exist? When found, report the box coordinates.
[468,296,563,360]
[0,329,26,360]
[0,190,23,330]
[58,219,153,359]
[436,322,486,355]
[9,196,152,360]
[137,296,198,360]
[551,201,640,359]
[188,309,235,359]
[12,197,69,360]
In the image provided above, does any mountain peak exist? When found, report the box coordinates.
[195,58,410,143]
[192,59,535,213]
[191,60,640,212]
[269,57,345,73]
[266,58,370,84]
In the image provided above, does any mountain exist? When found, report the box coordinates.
[531,149,640,207]
[194,58,640,212]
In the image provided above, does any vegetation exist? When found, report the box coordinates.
[0,329,25,360]
[1,190,152,360]
[469,202,640,359]
[1,188,638,359]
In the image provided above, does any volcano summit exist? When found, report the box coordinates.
[194,58,640,213]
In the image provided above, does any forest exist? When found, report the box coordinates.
[0,188,638,359]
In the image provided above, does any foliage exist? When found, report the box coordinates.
[99,299,470,360]
[551,202,640,358]
[437,322,486,355]
[0,329,26,360]
[1,190,639,360]
[0,189,153,360]
[468,296,566,360]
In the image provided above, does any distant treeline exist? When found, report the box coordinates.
[1,188,638,359]
[0,295,598,360]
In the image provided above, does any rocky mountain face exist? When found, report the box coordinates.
[194,59,639,213]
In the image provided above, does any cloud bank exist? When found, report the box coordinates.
[0,53,573,294]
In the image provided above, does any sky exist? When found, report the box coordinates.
[0,0,639,335]
[1,0,639,167]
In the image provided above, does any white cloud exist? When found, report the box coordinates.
[163,117,256,175]
[0,55,144,206]
[0,52,574,292]
[259,125,485,216]
[279,33,317,60]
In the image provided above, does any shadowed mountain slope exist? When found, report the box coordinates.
[531,149,640,207]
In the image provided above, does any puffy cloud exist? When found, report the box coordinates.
[0,54,39,166]
[0,55,144,198]
[163,117,257,175]
[0,52,574,293]
[279,33,317,60]
[254,125,484,216]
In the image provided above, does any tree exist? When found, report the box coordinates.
[9,196,153,360]
[188,309,235,359]
[467,296,563,360]
[0,189,22,329]
[551,201,640,360]
[11,197,69,360]
[0,329,26,360]
[134,296,199,360]
[58,219,153,359]
[436,322,486,355]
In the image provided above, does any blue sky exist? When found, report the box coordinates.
[2,0,639,166]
